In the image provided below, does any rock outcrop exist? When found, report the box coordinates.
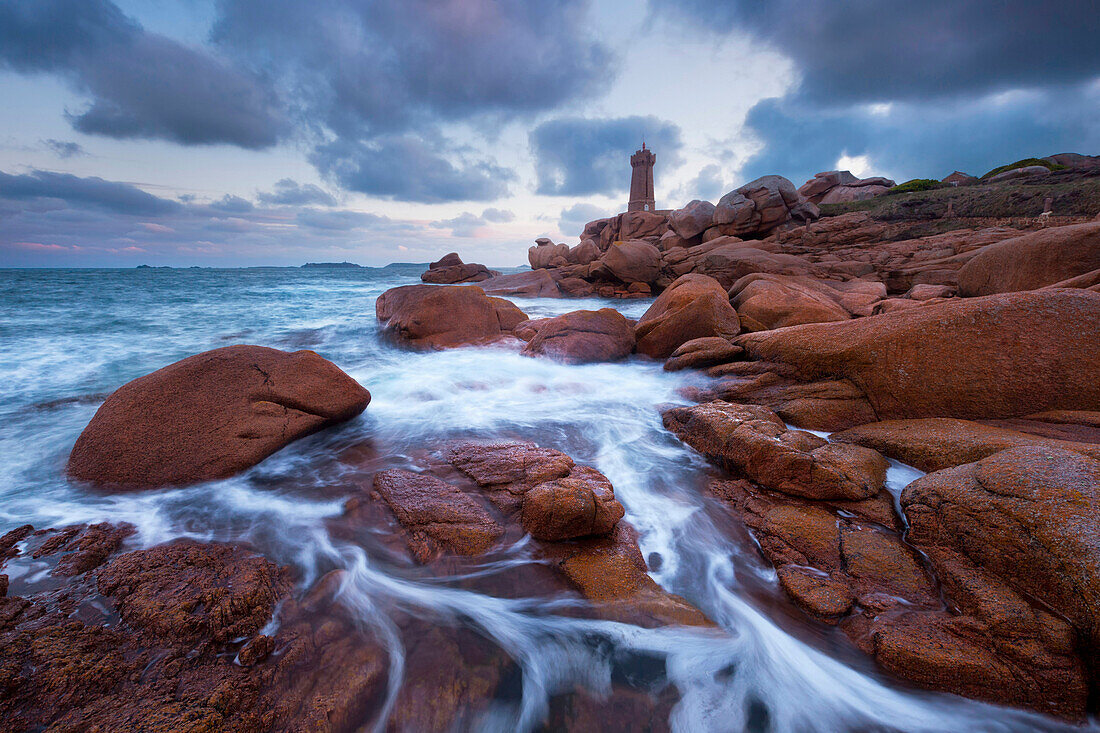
[798,170,895,205]
[832,417,1100,472]
[376,284,528,349]
[957,222,1100,296]
[729,273,886,331]
[663,401,887,500]
[727,289,1100,429]
[519,308,636,364]
[421,252,496,284]
[902,447,1100,652]
[67,345,370,489]
[634,274,740,358]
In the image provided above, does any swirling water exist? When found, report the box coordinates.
[0,267,1082,732]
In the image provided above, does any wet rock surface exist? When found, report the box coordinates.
[520,308,636,364]
[376,284,529,349]
[67,345,371,489]
[663,401,888,500]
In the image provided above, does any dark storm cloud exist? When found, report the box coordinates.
[257,179,338,207]
[212,0,613,133]
[311,136,515,204]
[42,139,89,158]
[211,0,615,202]
[0,0,284,148]
[652,0,1100,103]
[0,169,181,216]
[530,116,683,196]
[740,84,1100,186]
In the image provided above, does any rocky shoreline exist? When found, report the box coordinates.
[4,166,1100,730]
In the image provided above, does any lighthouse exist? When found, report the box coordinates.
[627,142,656,213]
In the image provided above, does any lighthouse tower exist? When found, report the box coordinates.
[627,143,656,212]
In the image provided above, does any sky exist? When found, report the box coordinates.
[0,0,1098,268]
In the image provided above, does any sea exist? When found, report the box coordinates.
[0,265,1081,732]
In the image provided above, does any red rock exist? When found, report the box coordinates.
[421,262,493,284]
[521,308,635,364]
[96,540,291,645]
[737,289,1100,426]
[477,269,563,298]
[529,241,570,269]
[521,466,625,541]
[663,401,887,500]
[376,284,528,349]
[668,199,716,239]
[902,446,1100,650]
[832,417,1100,472]
[369,469,504,562]
[617,210,668,240]
[599,240,661,284]
[635,274,740,358]
[430,252,463,269]
[67,345,370,489]
[730,274,853,331]
[663,337,742,371]
[957,222,1100,296]
[568,240,601,265]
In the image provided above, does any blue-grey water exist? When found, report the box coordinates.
[0,267,1080,732]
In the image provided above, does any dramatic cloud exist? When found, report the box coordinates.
[311,135,514,203]
[558,202,612,237]
[0,0,285,148]
[212,0,613,133]
[0,169,181,216]
[431,212,487,238]
[652,0,1100,187]
[257,179,337,207]
[42,139,88,158]
[530,116,683,196]
[653,0,1100,103]
[741,83,1100,186]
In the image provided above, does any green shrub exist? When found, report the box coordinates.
[981,158,1067,179]
[886,179,942,195]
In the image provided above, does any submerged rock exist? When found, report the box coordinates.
[67,345,370,489]
[376,283,528,349]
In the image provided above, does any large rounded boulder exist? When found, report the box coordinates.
[520,309,635,364]
[957,223,1100,296]
[635,274,740,358]
[737,289,1100,422]
[599,240,661,284]
[68,345,371,489]
[376,284,528,349]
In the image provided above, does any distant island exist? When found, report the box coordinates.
[301,261,362,269]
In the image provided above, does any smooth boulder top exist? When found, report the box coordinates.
[635,273,740,358]
[957,222,1100,296]
[68,345,370,489]
[737,289,1100,422]
[520,308,635,364]
[376,283,528,349]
